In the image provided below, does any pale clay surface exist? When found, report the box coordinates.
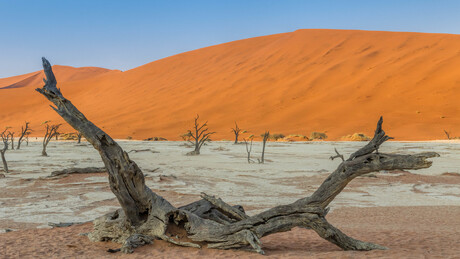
[0,140,459,229]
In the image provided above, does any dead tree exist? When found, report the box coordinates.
[444,130,451,140]
[0,129,9,173]
[258,131,269,163]
[7,131,14,150]
[186,114,215,155]
[17,122,31,149]
[231,122,242,144]
[42,122,61,156]
[243,138,254,163]
[37,58,439,255]
[77,132,83,143]
[330,148,345,161]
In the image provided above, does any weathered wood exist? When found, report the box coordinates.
[49,167,107,177]
[48,221,88,227]
[37,57,175,228]
[37,58,439,255]
[200,192,249,221]
[347,116,392,160]
[258,131,269,163]
[121,234,154,253]
[127,149,159,154]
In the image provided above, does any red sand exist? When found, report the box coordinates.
[2,206,459,258]
[1,29,460,140]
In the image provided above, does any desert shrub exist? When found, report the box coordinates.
[144,137,168,141]
[342,133,371,141]
[288,134,309,140]
[127,136,133,140]
[180,132,192,141]
[310,132,327,140]
[270,133,285,141]
[59,132,78,140]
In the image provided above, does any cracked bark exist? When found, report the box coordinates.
[36,58,439,254]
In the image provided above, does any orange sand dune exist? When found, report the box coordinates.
[1,29,460,140]
[0,65,113,89]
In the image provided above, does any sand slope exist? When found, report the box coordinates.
[1,29,460,140]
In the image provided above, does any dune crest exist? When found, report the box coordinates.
[1,29,460,140]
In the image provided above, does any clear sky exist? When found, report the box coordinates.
[1,0,460,78]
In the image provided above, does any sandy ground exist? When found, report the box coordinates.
[2,206,460,259]
[1,140,460,258]
[2,30,460,141]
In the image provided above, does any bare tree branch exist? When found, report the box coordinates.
[330,148,344,161]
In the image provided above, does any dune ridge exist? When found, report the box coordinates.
[1,29,460,140]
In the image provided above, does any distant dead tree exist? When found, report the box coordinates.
[7,131,14,150]
[444,130,451,140]
[17,122,31,149]
[243,137,254,163]
[37,58,440,255]
[0,128,10,173]
[42,123,61,156]
[180,132,192,141]
[186,114,215,156]
[25,132,30,146]
[330,148,345,161]
[258,131,270,163]
[77,132,83,143]
[231,122,242,144]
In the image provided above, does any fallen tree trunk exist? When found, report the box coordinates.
[36,58,439,254]
[49,167,107,177]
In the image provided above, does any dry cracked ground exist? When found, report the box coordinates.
[1,140,459,231]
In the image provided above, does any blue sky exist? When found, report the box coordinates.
[1,0,459,77]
